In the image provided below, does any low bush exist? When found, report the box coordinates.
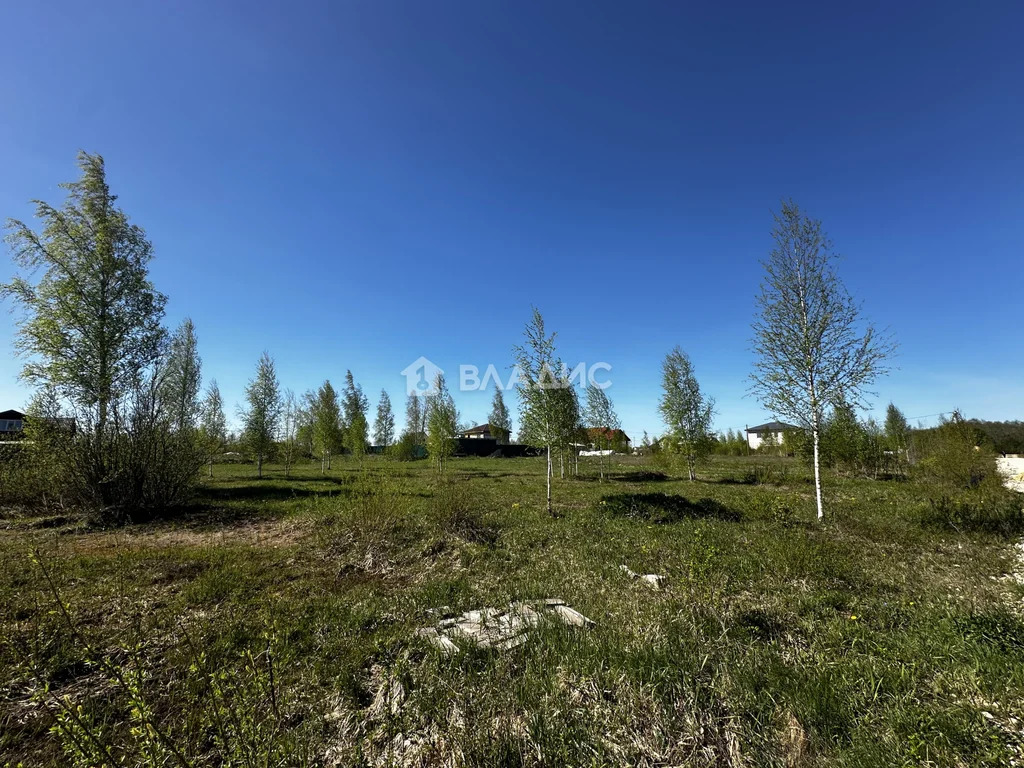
[431,480,500,545]
[919,487,1024,535]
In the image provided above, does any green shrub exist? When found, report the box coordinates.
[920,487,1024,535]
[915,411,994,490]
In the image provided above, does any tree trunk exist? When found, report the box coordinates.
[560,451,564,479]
[321,452,326,474]
[812,425,824,521]
[257,453,263,478]
[688,455,696,482]
[546,445,553,517]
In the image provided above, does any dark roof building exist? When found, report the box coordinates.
[0,410,26,434]
[745,421,801,434]
[455,423,511,441]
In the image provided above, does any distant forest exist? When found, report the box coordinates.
[915,420,1024,456]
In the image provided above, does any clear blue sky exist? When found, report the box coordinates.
[2,1,1022,439]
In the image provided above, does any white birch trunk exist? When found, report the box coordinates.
[812,425,824,521]
[546,445,553,516]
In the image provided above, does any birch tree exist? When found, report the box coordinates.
[161,318,202,432]
[312,380,341,472]
[404,392,422,443]
[512,307,563,516]
[584,383,619,480]
[198,379,227,477]
[281,389,299,477]
[659,347,714,481]
[374,390,395,449]
[489,389,512,444]
[342,370,369,457]
[240,352,281,478]
[2,151,166,482]
[426,373,458,472]
[751,200,893,520]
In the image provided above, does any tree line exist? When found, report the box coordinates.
[8,153,1013,527]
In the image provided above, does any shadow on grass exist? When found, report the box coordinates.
[197,483,355,504]
[611,471,669,483]
[599,492,741,523]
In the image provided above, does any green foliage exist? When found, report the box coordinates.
[750,200,894,519]
[714,428,749,457]
[159,318,201,433]
[658,346,715,481]
[916,411,992,489]
[750,490,796,526]
[391,431,425,461]
[240,352,282,478]
[920,488,1024,535]
[198,379,227,475]
[488,389,512,444]
[426,374,458,471]
[310,380,341,471]
[2,151,167,431]
[373,389,395,448]
[1,152,205,520]
[341,370,370,456]
[966,419,1024,456]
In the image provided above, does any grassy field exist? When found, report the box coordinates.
[2,454,1023,767]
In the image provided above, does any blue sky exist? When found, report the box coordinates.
[2,1,1022,440]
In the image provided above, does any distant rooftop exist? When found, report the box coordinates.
[746,421,802,433]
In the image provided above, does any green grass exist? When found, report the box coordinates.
[2,455,1023,766]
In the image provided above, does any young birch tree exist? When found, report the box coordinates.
[342,370,369,458]
[374,390,395,449]
[489,388,512,444]
[751,200,894,521]
[584,383,620,480]
[198,379,227,478]
[312,380,341,472]
[659,347,715,481]
[512,307,562,516]
[240,352,281,478]
[404,393,422,443]
[160,318,202,433]
[426,373,458,472]
[281,389,299,477]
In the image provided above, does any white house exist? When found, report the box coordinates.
[745,421,801,450]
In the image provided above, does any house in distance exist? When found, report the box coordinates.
[0,410,26,439]
[745,421,801,451]
[456,423,511,444]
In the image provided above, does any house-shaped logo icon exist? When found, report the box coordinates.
[400,356,443,397]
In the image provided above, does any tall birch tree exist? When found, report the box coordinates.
[751,200,893,520]
[512,307,562,516]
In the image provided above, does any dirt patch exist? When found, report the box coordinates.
[68,519,310,555]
